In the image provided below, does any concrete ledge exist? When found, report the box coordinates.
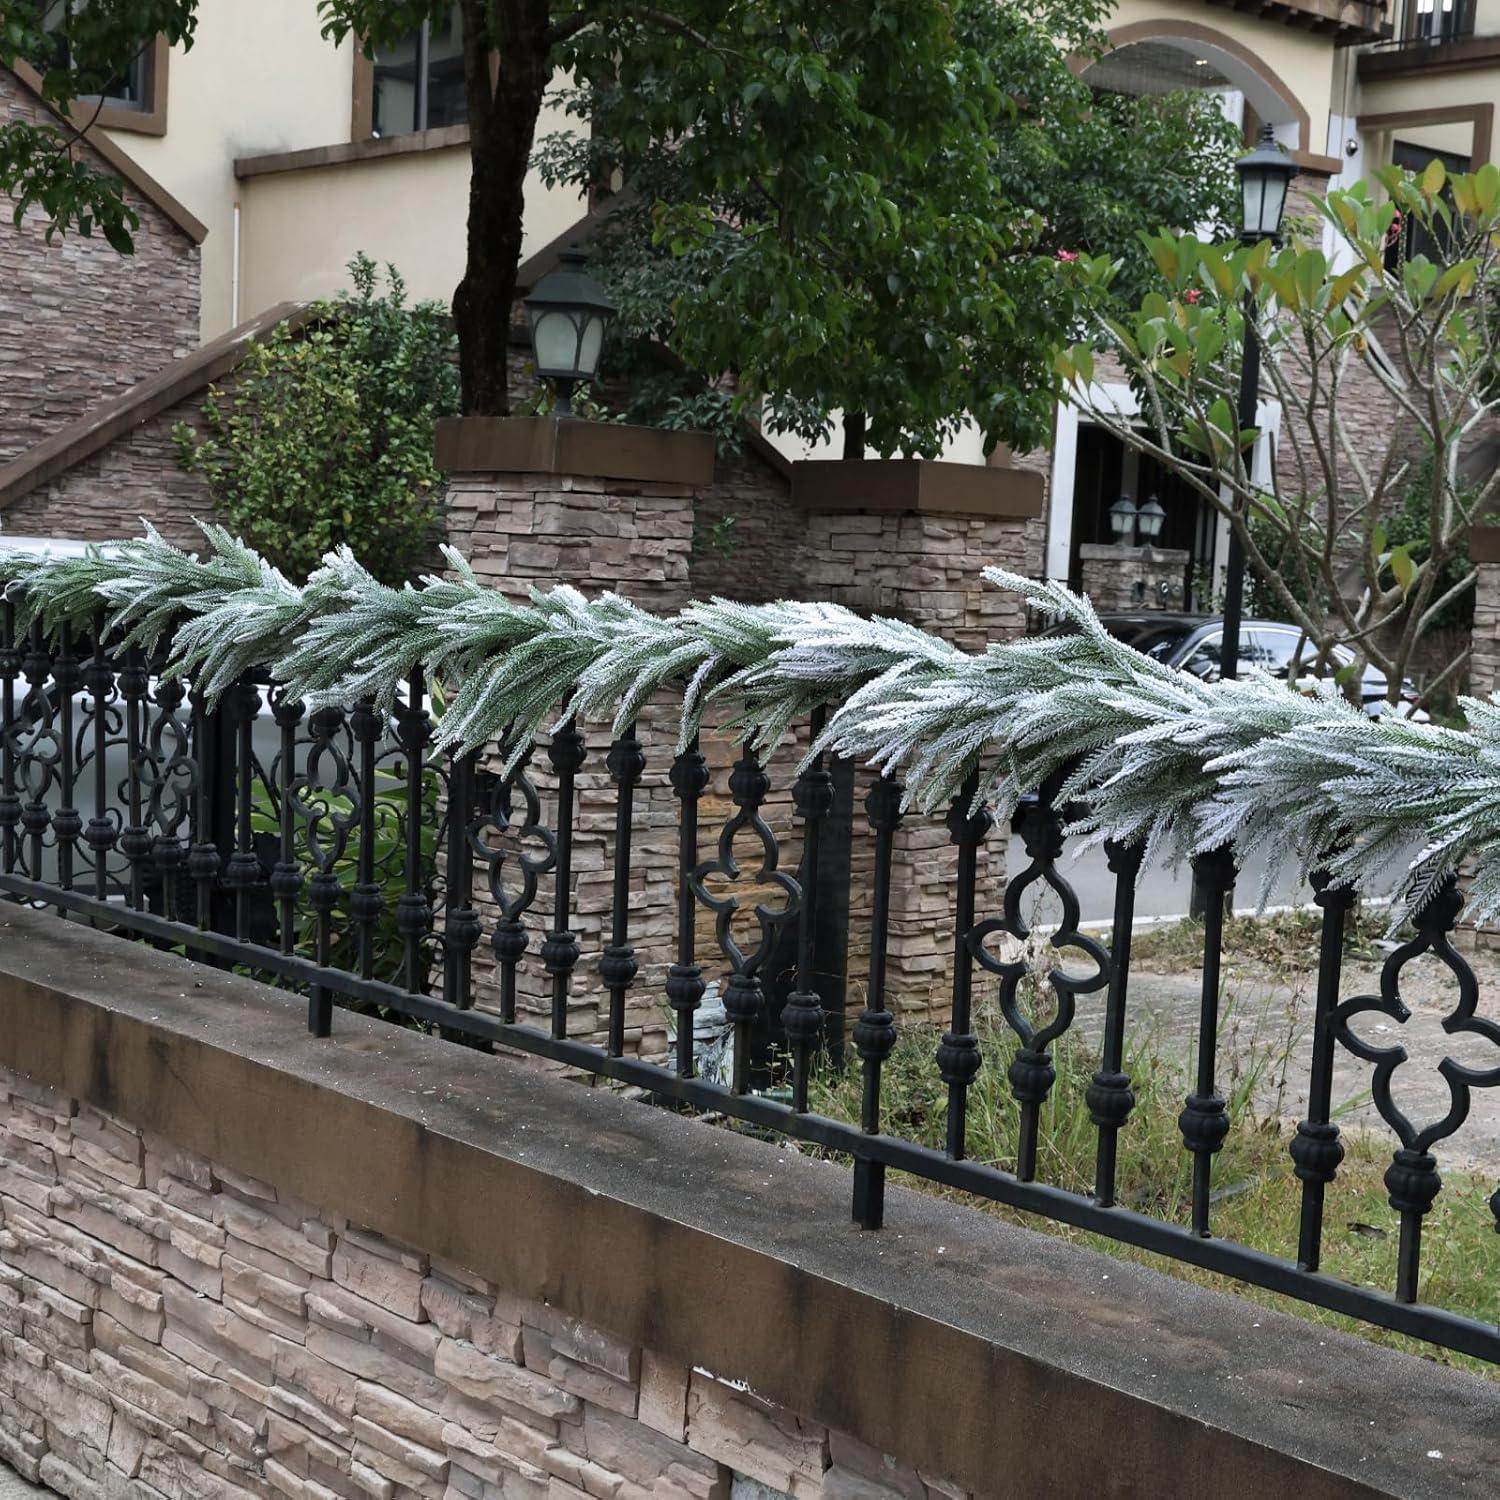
[0,905,1495,1497]
[791,458,1043,520]
[436,415,716,487]
[235,124,471,179]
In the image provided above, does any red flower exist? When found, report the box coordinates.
[1056,249,1079,262]
[1184,289,1202,304]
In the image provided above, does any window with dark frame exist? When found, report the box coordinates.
[31,0,152,111]
[372,3,467,138]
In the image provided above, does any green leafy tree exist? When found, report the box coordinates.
[5,0,1232,443]
[1057,162,1500,704]
[173,255,458,585]
[537,0,1240,455]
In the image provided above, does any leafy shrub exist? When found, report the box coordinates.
[174,254,459,585]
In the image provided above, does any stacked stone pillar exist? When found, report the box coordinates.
[438,416,713,1059]
[1458,526,1500,951]
[1078,543,1190,614]
[792,457,1044,1022]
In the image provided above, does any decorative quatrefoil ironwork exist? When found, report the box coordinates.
[1332,875,1500,1296]
[968,795,1111,1068]
[290,708,359,874]
[690,746,800,978]
[1334,877,1500,1158]
[469,757,557,923]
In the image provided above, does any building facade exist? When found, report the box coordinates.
[7,0,1500,627]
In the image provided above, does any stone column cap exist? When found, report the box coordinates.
[791,458,1042,519]
[436,415,715,487]
[1470,523,1500,564]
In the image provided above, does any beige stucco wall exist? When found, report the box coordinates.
[1360,68,1500,165]
[102,5,585,340]
[237,94,584,318]
[102,0,355,340]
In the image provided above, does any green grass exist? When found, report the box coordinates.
[807,1016,1499,1378]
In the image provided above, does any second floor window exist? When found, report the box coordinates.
[32,0,151,110]
[373,4,467,137]
[1409,0,1475,43]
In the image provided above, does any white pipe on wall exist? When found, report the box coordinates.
[231,199,242,328]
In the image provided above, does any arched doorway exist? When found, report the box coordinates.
[1078,20,1311,152]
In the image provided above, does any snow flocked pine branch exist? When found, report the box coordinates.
[5,523,1500,918]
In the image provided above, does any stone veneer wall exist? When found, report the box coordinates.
[0,68,200,468]
[2,398,213,546]
[799,511,1033,652]
[441,464,702,1058]
[0,1066,968,1500]
[685,446,804,606]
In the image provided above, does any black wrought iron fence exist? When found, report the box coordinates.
[0,601,1496,1366]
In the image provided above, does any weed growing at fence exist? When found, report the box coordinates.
[809,1017,1499,1377]
[1129,906,1389,976]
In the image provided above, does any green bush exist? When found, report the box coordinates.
[174,254,459,586]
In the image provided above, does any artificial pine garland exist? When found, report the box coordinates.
[2,523,1496,920]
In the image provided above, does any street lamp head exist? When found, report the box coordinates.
[1136,495,1166,542]
[1235,125,1297,244]
[1108,494,1138,544]
[523,244,617,417]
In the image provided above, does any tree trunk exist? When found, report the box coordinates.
[452,0,553,416]
[842,410,867,460]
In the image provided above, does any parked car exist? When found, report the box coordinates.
[1052,612,1427,718]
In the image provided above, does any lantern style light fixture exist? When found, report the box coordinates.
[1109,494,1138,544]
[1136,495,1167,543]
[1235,125,1298,243]
[523,244,617,417]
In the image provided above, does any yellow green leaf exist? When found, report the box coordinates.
[1475,162,1500,216]
[1434,259,1477,298]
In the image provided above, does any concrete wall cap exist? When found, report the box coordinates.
[0,903,1494,1498]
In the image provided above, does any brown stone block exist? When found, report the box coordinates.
[266,1384,354,1448]
[685,1373,827,1496]
[221,1201,332,1280]
[574,1404,723,1498]
[441,1415,552,1486]
[435,1338,579,1422]
[520,1328,636,1418]
[305,1326,445,1409]
[100,1283,165,1343]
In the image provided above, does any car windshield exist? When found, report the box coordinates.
[1100,621,1198,662]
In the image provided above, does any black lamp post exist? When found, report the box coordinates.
[1221,126,1297,680]
[523,245,617,418]
[1108,494,1138,545]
